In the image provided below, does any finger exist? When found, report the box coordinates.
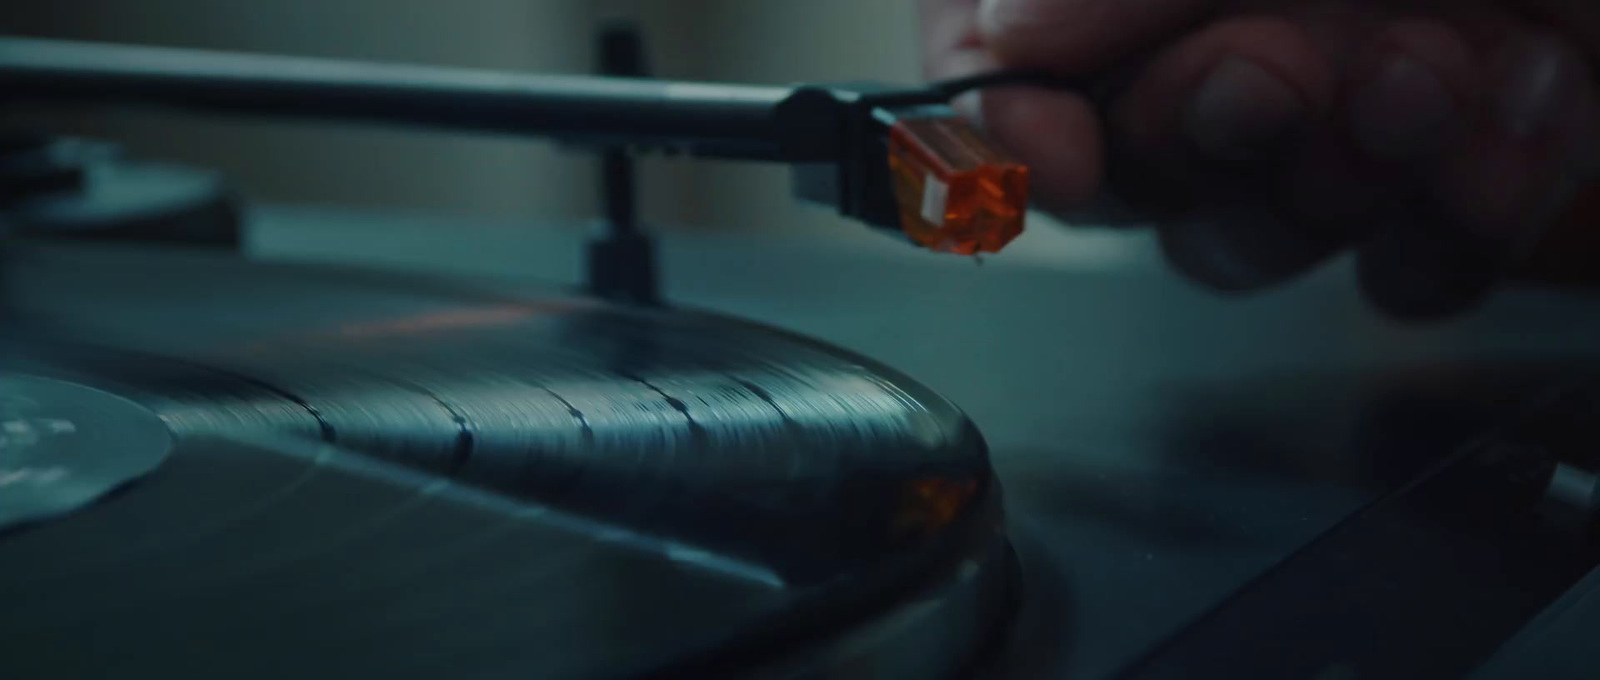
[1360,23,1599,318]
[1434,31,1596,258]
[1345,20,1477,163]
[916,0,1103,210]
[979,87,1104,210]
[1356,202,1500,321]
[1157,99,1385,292]
[1213,19,1483,296]
[1509,86,1600,286]
[1517,175,1600,286]
[976,0,1216,70]
[1315,19,1481,306]
[933,46,1003,121]
[1105,16,1338,289]
[1499,1,1600,286]
[1517,0,1600,58]
[919,0,986,78]
[1109,15,1336,180]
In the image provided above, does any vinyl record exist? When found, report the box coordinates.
[0,244,1017,679]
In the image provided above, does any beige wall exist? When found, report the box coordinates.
[0,0,922,234]
[692,0,922,234]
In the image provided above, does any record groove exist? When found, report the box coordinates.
[2,244,1013,679]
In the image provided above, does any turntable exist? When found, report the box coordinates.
[4,26,1600,680]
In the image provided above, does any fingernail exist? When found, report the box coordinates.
[1350,55,1458,160]
[1186,58,1308,162]
[1496,37,1581,139]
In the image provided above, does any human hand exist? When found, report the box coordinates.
[920,0,1600,318]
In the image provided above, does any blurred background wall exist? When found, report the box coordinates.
[0,0,924,235]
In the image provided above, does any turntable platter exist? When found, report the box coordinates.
[0,244,1015,679]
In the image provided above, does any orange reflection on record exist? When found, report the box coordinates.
[893,476,980,538]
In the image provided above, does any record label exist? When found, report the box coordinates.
[0,376,173,530]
